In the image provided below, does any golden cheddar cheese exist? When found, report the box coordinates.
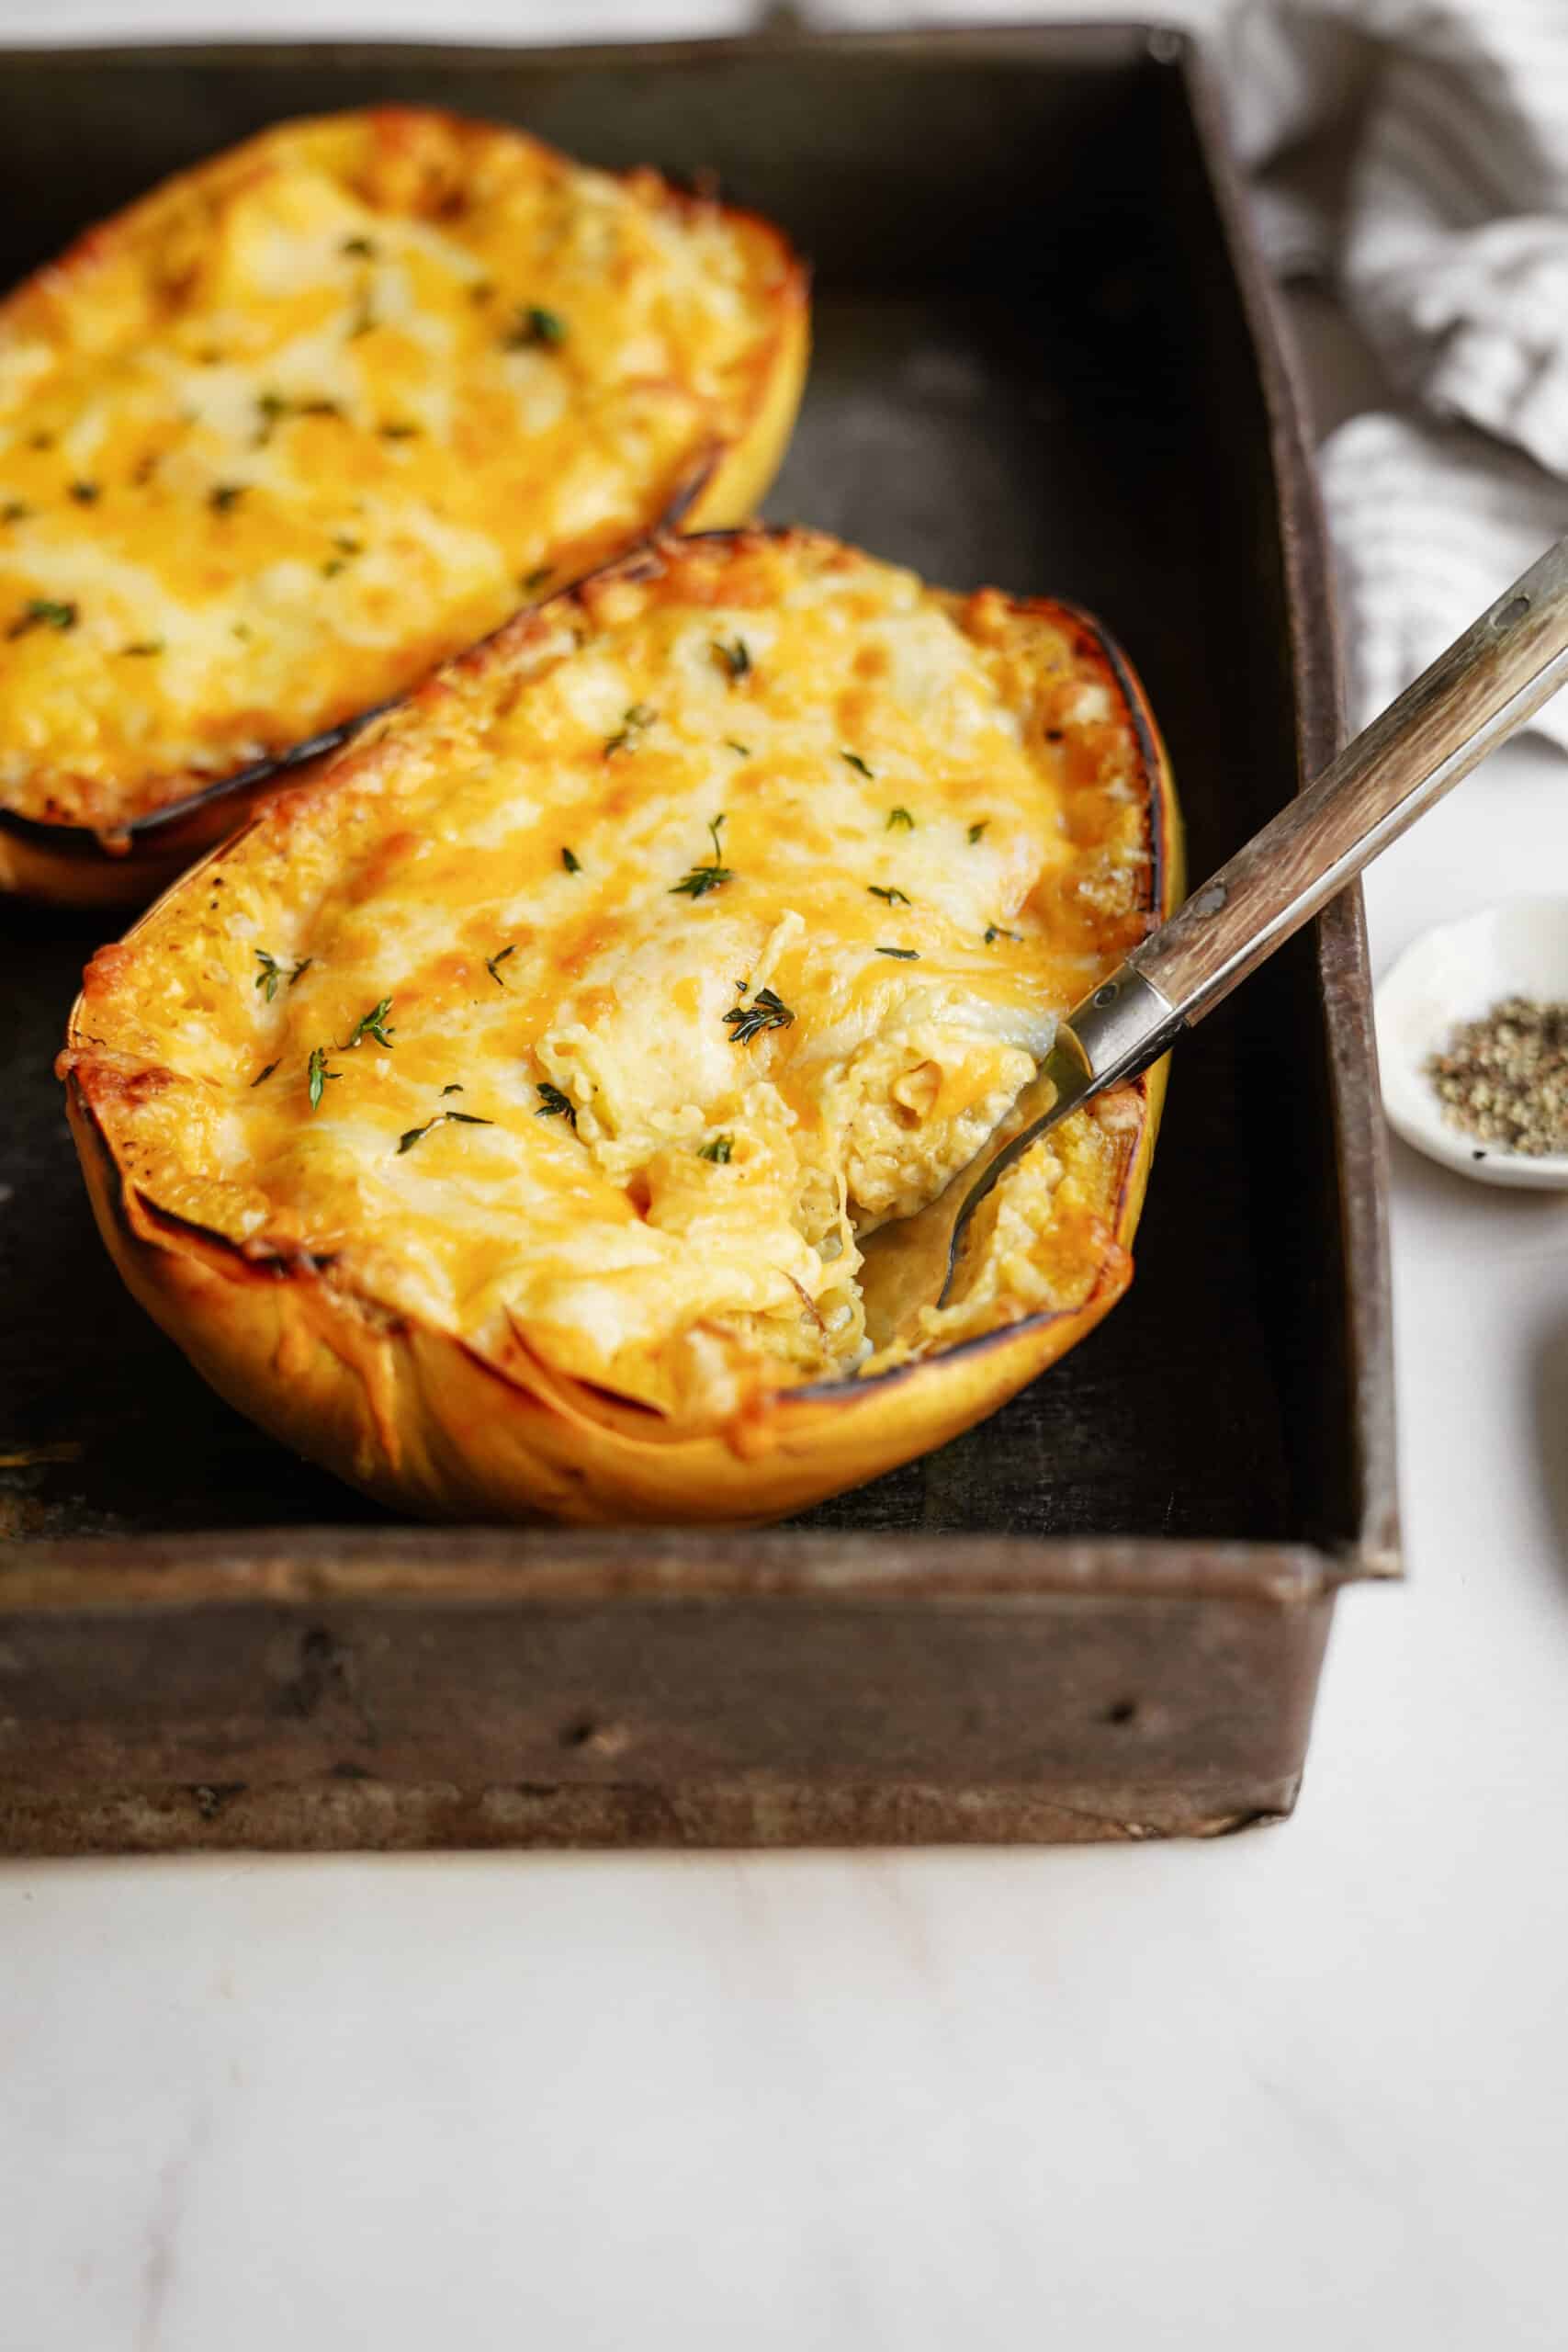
[62,528,1179,1526]
[0,107,807,899]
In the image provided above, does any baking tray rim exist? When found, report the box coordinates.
[0,18,1399,1594]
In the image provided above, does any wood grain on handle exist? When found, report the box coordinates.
[1130,537,1568,1024]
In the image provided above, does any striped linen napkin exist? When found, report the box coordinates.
[1224,0,1568,751]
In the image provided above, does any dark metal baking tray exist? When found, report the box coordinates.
[0,23,1398,1852]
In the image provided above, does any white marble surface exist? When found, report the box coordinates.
[6,4,1568,2345]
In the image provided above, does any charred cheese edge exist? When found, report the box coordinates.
[62,529,1175,1524]
[0,107,807,845]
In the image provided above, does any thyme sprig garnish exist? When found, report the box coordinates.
[535,1081,577,1126]
[604,702,656,758]
[251,1061,278,1088]
[968,820,989,843]
[119,639,164,658]
[868,885,910,906]
[441,1083,465,1096]
[841,749,874,779]
[712,635,750,683]
[886,806,914,831]
[670,814,732,900]
[984,924,1021,945]
[561,846,581,874]
[68,480,100,504]
[341,234,377,258]
[876,945,919,959]
[209,482,246,514]
[505,305,567,351]
[307,1046,341,1110]
[724,986,795,1046]
[397,1109,494,1154]
[7,597,76,639]
[697,1135,734,1163]
[254,950,312,1001]
[341,996,395,1049]
[726,740,751,757]
[486,944,515,987]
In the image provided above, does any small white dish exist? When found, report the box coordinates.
[1375,899,1568,1189]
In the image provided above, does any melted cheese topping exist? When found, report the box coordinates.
[0,108,799,829]
[71,533,1157,1426]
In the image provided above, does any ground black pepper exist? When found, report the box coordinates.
[1427,996,1568,1154]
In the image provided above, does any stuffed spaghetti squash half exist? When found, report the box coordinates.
[62,528,1179,1527]
[0,107,807,902]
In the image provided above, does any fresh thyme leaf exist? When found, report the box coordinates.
[250,1061,278,1088]
[307,1046,341,1110]
[441,1083,465,1096]
[841,749,874,778]
[671,813,733,899]
[886,806,915,831]
[68,480,99,504]
[209,482,245,514]
[1,501,29,524]
[378,419,421,439]
[341,234,377,257]
[342,996,395,1050]
[118,639,164,657]
[321,558,349,578]
[724,986,795,1046]
[868,885,910,905]
[521,565,553,594]
[486,944,515,987]
[505,305,567,350]
[398,1107,497,1154]
[252,955,308,990]
[697,1135,734,1163]
[671,865,733,900]
[298,399,343,419]
[535,1081,577,1126]
[968,820,989,844]
[7,597,76,639]
[726,740,751,757]
[711,635,751,683]
[604,702,656,758]
[254,390,288,446]
[876,945,919,959]
[560,846,581,874]
[984,924,1021,945]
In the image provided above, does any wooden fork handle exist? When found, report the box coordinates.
[1128,537,1568,1025]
